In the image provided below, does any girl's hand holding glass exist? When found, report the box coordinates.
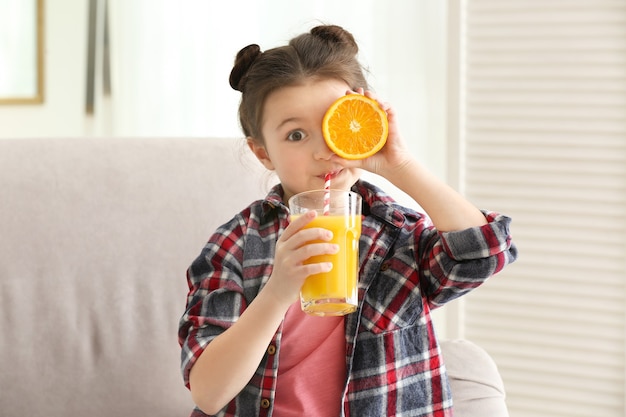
[264,210,339,307]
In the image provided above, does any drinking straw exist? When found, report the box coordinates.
[323,172,331,216]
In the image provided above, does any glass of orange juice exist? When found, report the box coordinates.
[288,189,362,316]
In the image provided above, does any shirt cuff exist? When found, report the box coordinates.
[439,211,514,261]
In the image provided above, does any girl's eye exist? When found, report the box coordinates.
[287,130,306,142]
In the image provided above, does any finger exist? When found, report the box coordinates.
[298,261,334,277]
[363,90,387,109]
[281,210,316,242]
[288,227,334,249]
[295,242,340,262]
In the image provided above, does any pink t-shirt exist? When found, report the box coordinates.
[272,303,346,416]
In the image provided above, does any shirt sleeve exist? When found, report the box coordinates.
[178,215,248,389]
[419,210,518,308]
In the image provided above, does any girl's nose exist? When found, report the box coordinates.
[313,135,334,160]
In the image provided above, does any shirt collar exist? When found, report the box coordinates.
[261,183,289,217]
[352,180,407,229]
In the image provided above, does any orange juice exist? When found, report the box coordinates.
[298,214,361,316]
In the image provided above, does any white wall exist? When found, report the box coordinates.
[0,0,89,136]
[108,0,448,176]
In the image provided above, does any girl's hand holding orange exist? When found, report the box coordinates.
[322,88,414,178]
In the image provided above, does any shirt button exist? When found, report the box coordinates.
[267,344,276,355]
[380,262,390,271]
[261,398,271,409]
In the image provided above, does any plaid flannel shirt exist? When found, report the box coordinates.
[179,180,517,417]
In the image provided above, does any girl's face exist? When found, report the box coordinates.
[248,78,362,204]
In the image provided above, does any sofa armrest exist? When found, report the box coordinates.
[440,339,509,417]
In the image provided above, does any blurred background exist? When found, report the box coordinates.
[0,0,447,179]
[1,1,624,416]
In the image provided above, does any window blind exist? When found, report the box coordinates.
[457,1,626,416]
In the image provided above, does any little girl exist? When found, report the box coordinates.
[178,24,517,417]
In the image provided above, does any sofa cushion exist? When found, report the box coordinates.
[0,137,270,416]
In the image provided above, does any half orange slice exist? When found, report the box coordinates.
[322,94,388,160]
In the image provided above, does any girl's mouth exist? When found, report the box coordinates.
[320,169,342,180]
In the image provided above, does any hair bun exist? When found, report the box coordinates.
[310,25,358,54]
[229,44,262,92]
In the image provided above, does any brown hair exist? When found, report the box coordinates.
[229,25,369,143]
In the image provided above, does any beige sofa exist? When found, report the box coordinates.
[0,137,508,416]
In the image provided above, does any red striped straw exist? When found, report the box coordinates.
[323,172,331,216]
